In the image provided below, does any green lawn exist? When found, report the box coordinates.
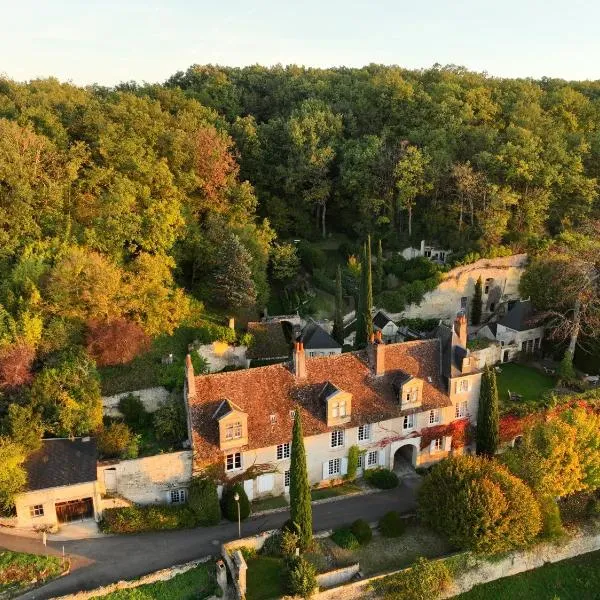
[496,363,556,409]
[245,556,284,600]
[456,549,600,599]
[101,564,217,599]
[251,495,288,513]
[311,482,363,501]
[0,551,64,596]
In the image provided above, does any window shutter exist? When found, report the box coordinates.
[166,491,172,504]
[322,462,329,480]
[429,440,436,454]
[341,457,348,476]
[378,449,386,467]
[467,379,472,392]
[444,436,452,452]
[454,381,458,394]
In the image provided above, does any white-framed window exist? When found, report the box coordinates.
[403,414,415,430]
[405,389,418,403]
[29,504,44,518]
[276,442,291,460]
[328,458,341,476]
[358,424,371,442]
[289,410,296,418]
[429,409,440,425]
[455,400,468,418]
[433,438,443,452]
[270,414,277,425]
[331,429,345,448]
[457,379,469,393]
[339,400,346,417]
[170,489,187,504]
[225,452,242,472]
[284,470,290,488]
[367,450,378,467]
[225,421,242,440]
[357,453,364,469]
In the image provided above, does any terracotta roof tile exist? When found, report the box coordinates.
[189,339,451,470]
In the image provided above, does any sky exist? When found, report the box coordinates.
[1,0,599,86]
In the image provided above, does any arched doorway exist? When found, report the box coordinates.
[390,440,419,477]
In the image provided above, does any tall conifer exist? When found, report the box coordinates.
[354,244,367,349]
[476,366,500,456]
[289,408,313,550]
[332,265,345,346]
[472,276,483,325]
[364,235,374,341]
[375,239,384,294]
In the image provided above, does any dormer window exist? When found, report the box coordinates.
[225,421,242,440]
[394,372,423,411]
[332,400,346,418]
[321,382,352,426]
[214,399,248,451]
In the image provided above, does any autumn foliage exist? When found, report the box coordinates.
[419,418,471,450]
[86,319,150,367]
[0,343,35,388]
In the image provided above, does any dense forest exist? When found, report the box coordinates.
[0,65,599,496]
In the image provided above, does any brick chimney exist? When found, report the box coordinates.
[368,330,386,376]
[185,354,196,401]
[294,341,307,379]
[455,313,468,348]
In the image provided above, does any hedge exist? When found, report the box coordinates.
[99,505,197,534]
[351,519,372,545]
[364,467,399,489]
[331,528,360,550]
[188,478,221,525]
[379,511,406,537]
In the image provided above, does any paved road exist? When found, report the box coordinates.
[5,479,419,600]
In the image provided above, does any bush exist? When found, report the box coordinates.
[153,395,187,445]
[370,556,451,600]
[97,422,138,459]
[297,241,326,273]
[377,290,406,313]
[86,318,150,366]
[312,269,337,295]
[99,504,197,534]
[331,528,360,550]
[261,531,283,556]
[364,468,399,489]
[286,556,318,598]
[540,496,565,540]
[221,483,250,521]
[281,529,300,557]
[118,394,149,430]
[418,455,542,554]
[188,478,221,525]
[350,519,372,545]
[558,491,595,524]
[379,511,406,537]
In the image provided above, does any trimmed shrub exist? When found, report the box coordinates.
[97,422,138,459]
[261,531,283,556]
[286,556,318,598]
[331,527,360,550]
[370,556,451,600]
[281,529,300,557]
[540,496,565,540]
[118,394,149,430]
[351,519,372,545]
[221,483,250,521]
[99,505,197,534]
[364,468,399,489]
[188,478,221,525]
[379,511,406,538]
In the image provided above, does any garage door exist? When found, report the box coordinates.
[55,498,94,523]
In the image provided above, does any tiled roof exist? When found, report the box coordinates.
[189,339,451,470]
[499,300,536,332]
[246,321,290,360]
[300,321,341,350]
[373,310,394,330]
[24,438,97,491]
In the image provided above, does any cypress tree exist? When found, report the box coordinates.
[472,276,483,325]
[289,408,313,550]
[364,235,374,341]
[476,366,500,456]
[375,239,384,294]
[332,265,345,346]
[354,244,368,349]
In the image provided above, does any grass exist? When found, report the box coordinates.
[245,556,284,600]
[0,550,64,595]
[311,482,363,501]
[496,363,556,409]
[455,549,600,599]
[100,563,217,599]
[251,495,289,513]
[306,524,451,576]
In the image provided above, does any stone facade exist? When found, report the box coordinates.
[102,387,170,418]
[401,254,528,321]
[97,451,193,505]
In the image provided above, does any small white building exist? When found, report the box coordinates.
[299,320,342,358]
[372,310,401,343]
[400,240,451,264]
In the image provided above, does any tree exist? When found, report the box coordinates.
[289,408,312,550]
[374,239,384,294]
[0,437,26,514]
[270,243,300,282]
[476,366,499,456]
[418,455,541,554]
[213,234,257,310]
[2,404,43,454]
[354,239,374,350]
[188,477,221,525]
[85,319,150,367]
[0,342,35,388]
[332,266,345,346]
[97,422,138,459]
[29,348,103,438]
[221,482,250,521]
[286,556,317,598]
[471,276,483,325]
[153,396,187,445]
[501,418,585,499]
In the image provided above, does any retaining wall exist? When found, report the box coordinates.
[102,387,169,417]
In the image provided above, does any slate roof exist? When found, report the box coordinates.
[246,321,290,360]
[24,438,97,492]
[373,310,394,330]
[300,321,341,350]
[498,300,536,332]
[188,339,451,470]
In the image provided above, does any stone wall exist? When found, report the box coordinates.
[102,387,170,417]
[400,254,528,321]
[97,451,193,505]
[316,563,360,589]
